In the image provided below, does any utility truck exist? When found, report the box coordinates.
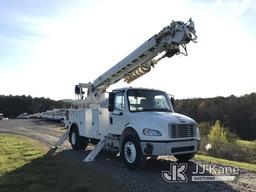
[65,19,200,169]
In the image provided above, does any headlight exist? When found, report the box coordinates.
[196,127,200,138]
[143,128,162,136]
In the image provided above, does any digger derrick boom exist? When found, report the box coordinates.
[76,18,197,100]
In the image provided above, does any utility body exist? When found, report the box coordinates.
[66,19,200,169]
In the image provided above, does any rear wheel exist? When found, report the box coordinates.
[174,153,195,162]
[69,127,88,150]
[121,131,146,170]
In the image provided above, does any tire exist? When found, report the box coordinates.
[174,153,195,163]
[121,131,146,170]
[69,127,88,150]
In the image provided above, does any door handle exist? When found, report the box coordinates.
[112,111,123,116]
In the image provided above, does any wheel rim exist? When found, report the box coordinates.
[124,141,137,163]
[71,131,76,145]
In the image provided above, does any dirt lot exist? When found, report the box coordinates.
[0,119,255,192]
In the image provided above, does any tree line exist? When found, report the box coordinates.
[0,93,255,140]
[0,95,69,118]
[175,93,256,140]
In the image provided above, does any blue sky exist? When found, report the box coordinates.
[0,0,83,70]
[0,0,255,100]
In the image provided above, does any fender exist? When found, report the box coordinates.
[120,127,140,146]
[69,123,79,135]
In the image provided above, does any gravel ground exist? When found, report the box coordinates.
[0,119,255,192]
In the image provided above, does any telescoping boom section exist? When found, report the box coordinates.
[76,18,197,101]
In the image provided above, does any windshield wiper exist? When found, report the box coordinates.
[142,108,171,112]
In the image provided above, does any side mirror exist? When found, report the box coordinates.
[108,92,115,112]
[108,105,114,112]
[75,85,81,94]
[170,96,175,109]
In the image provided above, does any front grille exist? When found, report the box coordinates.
[172,146,195,153]
[169,124,195,138]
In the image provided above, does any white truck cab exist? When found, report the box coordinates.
[67,87,200,169]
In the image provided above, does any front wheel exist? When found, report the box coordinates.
[121,132,146,170]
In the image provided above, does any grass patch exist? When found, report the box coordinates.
[199,137,256,164]
[0,134,124,192]
[0,134,47,174]
[195,154,256,172]
[236,139,256,148]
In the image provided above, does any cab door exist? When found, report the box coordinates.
[109,91,128,135]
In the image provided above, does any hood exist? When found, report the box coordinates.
[130,111,196,125]
[128,111,197,140]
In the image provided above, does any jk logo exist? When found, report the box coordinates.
[162,163,188,182]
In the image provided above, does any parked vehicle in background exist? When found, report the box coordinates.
[41,109,66,122]
[16,112,29,119]
[0,113,3,120]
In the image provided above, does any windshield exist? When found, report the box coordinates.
[127,89,173,112]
